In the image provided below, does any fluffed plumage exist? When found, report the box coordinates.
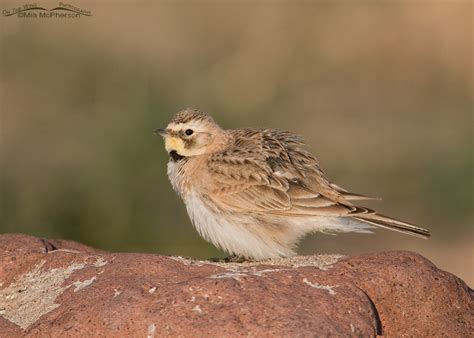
[155,108,430,260]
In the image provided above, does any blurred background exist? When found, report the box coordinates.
[1,1,472,284]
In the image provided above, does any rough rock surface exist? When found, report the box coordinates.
[0,234,471,336]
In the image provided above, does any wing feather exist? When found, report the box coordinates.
[206,128,358,216]
[203,128,430,239]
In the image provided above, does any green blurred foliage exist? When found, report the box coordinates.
[0,2,472,282]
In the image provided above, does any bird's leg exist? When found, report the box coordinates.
[224,254,248,263]
[209,254,249,263]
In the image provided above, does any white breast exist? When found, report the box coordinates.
[167,160,184,197]
[183,192,294,259]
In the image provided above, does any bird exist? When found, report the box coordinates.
[154,108,430,260]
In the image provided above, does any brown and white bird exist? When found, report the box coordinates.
[154,108,430,260]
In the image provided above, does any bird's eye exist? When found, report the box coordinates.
[185,129,194,136]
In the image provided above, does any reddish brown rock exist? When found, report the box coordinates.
[0,234,471,336]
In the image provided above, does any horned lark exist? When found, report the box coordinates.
[154,108,430,260]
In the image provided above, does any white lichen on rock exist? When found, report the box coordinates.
[0,260,85,329]
[209,268,292,280]
[173,254,344,271]
[192,304,203,314]
[72,276,97,292]
[93,257,108,267]
[146,323,156,338]
[204,255,344,280]
[302,277,338,295]
[0,256,107,329]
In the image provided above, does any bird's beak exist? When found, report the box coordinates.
[153,128,168,137]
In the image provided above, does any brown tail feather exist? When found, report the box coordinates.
[353,213,430,239]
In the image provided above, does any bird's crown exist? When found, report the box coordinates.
[170,108,215,125]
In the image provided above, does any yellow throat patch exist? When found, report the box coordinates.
[165,136,185,154]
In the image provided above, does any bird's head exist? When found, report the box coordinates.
[154,109,226,161]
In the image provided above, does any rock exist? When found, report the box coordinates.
[0,234,471,336]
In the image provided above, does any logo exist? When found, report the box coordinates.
[3,2,92,18]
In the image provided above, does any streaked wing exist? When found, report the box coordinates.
[206,128,371,217]
[205,128,430,239]
[212,184,292,212]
